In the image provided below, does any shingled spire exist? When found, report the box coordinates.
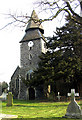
[25,10,44,34]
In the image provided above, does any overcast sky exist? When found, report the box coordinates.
[0,0,54,84]
[0,0,80,84]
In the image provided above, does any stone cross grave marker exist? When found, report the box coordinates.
[64,89,82,118]
[57,92,61,101]
[6,92,13,106]
[67,89,79,101]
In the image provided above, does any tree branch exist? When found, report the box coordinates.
[0,21,16,30]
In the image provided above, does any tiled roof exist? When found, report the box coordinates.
[20,10,46,43]
[20,29,45,43]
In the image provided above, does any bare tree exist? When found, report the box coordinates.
[0,0,82,30]
[35,0,82,24]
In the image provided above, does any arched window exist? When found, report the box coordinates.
[16,79,19,89]
[27,70,33,80]
[27,73,29,81]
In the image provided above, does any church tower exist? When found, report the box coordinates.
[18,10,46,100]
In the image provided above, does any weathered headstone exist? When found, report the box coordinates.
[6,92,13,106]
[57,92,61,101]
[64,89,82,118]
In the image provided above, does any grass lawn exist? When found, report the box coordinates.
[1,99,82,120]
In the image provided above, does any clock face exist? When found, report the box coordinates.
[28,41,34,47]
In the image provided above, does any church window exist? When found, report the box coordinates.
[15,77,19,89]
[29,54,32,60]
[27,70,33,81]
[30,73,33,79]
[27,73,33,80]
[27,73,30,80]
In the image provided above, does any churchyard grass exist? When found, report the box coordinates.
[1,99,82,119]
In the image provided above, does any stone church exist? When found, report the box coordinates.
[9,10,47,100]
[9,10,82,100]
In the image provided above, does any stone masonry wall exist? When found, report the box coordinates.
[20,39,42,70]
[19,38,46,100]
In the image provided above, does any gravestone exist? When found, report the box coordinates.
[6,92,13,106]
[67,89,79,100]
[57,92,61,101]
[64,89,82,118]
